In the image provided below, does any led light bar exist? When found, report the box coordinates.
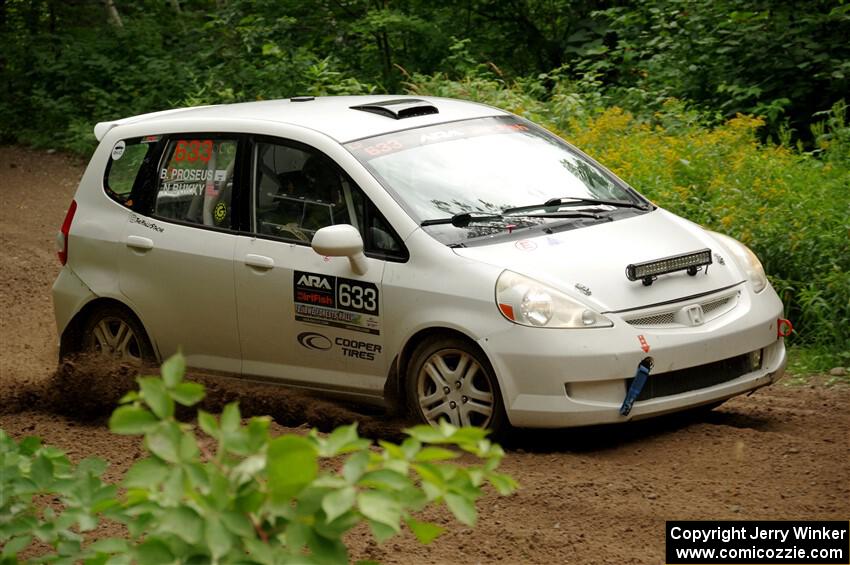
[626,248,712,286]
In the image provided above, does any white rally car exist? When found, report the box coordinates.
[52,95,790,431]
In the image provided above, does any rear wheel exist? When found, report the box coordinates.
[81,305,154,364]
[406,337,506,433]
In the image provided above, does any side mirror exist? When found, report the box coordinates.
[312,224,369,275]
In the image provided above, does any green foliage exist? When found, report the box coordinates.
[787,346,850,379]
[593,0,850,136]
[0,433,119,564]
[2,0,847,149]
[0,354,517,564]
[410,75,850,367]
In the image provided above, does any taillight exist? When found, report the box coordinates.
[56,200,77,265]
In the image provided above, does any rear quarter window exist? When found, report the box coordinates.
[103,137,158,206]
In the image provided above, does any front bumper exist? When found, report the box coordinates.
[478,285,786,428]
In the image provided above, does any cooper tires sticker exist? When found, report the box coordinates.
[296,331,382,361]
[296,332,332,351]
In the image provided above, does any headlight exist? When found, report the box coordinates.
[496,271,613,328]
[710,232,767,293]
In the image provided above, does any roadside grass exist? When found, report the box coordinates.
[784,346,850,386]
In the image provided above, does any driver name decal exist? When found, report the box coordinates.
[294,270,380,335]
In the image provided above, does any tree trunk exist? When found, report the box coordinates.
[103,0,123,28]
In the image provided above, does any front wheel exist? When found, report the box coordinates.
[81,305,154,364]
[406,337,507,433]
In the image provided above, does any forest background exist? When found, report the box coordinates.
[1,0,848,369]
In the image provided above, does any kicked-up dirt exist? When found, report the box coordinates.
[1,145,848,564]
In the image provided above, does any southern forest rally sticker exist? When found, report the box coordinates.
[294,270,380,335]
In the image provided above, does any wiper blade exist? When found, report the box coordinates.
[504,196,649,215]
[521,211,603,220]
[544,196,648,210]
[421,212,504,227]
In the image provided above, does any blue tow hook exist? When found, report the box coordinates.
[619,358,654,417]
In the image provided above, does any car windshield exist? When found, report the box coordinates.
[345,116,650,245]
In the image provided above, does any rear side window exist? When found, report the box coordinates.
[154,138,238,229]
[104,138,157,207]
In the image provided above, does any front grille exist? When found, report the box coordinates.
[624,291,739,327]
[626,353,755,401]
[701,295,732,314]
[626,311,676,326]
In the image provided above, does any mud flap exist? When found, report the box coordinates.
[619,358,653,416]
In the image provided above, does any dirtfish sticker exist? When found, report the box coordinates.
[294,270,380,335]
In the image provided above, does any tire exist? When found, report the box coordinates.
[81,304,155,364]
[406,337,507,433]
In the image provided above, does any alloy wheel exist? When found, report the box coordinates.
[89,316,143,362]
[416,348,495,427]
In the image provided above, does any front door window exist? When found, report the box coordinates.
[254,142,354,242]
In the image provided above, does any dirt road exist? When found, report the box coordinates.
[1,145,848,564]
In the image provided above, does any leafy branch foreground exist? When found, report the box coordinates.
[0,354,517,564]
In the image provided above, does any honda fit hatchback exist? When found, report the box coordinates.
[52,95,790,431]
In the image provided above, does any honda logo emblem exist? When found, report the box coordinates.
[685,305,704,326]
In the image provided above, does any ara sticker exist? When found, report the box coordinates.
[111,141,126,160]
[637,335,651,353]
[141,135,160,144]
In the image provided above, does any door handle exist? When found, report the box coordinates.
[126,235,154,251]
[244,254,274,270]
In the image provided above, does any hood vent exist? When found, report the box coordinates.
[350,99,438,120]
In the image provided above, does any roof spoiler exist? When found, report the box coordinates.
[93,105,213,141]
[93,122,116,141]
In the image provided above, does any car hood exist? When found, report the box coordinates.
[452,209,745,312]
